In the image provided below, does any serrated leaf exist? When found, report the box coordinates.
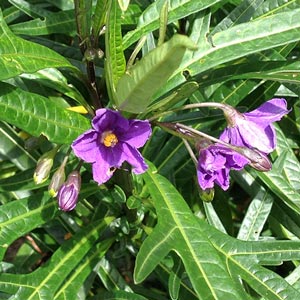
[0,9,74,80]
[0,82,91,144]
[116,34,197,113]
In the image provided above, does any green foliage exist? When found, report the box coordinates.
[0,0,300,299]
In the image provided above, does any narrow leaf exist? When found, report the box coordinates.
[116,34,197,113]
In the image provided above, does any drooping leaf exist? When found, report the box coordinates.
[116,34,197,113]
[0,217,114,299]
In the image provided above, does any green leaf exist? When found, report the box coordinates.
[122,0,224,49]
[9,10,76,36]
[53,239,114,300]
[0,82,91,144]
[237,189,274,241]
[0,121,37,170]
[0,192,58,261]
[116,34,197,113]
[105,0,126,104]
[0,9,74,80]
[157,8,300,99]
[0,217,114,300]
[136,164,247,300]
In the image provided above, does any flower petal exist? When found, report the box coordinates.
[119,119,152,148]
[72,129,100,163]
[197,168,215,190]
[215,168,230,190]
[93,109,129,133]
[235,119,276,153]
[92,160,115,185]
[120,143,148,174]
[244,98,290,125]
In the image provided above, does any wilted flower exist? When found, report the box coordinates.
[220,99,290,154]
[71,108,151,185]
[234,146,272,172]
[57,171,81,211]
[197,144,249,190]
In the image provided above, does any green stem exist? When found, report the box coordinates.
[149,102,235,121]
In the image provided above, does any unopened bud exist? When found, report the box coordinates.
[236,147,272,172]
[48,164,66,197]
[199,187,214,202]
[57,171,81,211]
[33,148,58,184]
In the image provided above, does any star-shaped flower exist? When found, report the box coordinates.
[72,109,151,185]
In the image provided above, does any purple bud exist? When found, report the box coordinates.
[235,147,272,172]
[57,171,81,211]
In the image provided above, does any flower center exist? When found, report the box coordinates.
[101,131,118,147]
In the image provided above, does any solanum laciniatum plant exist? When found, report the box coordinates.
[1,1,300,299]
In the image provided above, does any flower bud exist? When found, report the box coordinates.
[48,164,66,197]
[33,148,58,184]
[235,146,272,172]
[57,171,81,211]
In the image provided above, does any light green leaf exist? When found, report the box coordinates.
[53,239,114,300]
[116,34,197,113]
[0,9,74,80]
[0,82,91,144]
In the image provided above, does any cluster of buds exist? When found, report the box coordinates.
[34,148,81,212]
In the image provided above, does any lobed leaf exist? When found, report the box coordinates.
[136,164,247,300]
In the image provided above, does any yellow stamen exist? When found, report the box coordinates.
[102,132,118,147]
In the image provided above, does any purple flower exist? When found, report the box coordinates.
[58,171,81,211]
[72,109,151,185]
[197,144,249,190]
[220,99,290,154]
